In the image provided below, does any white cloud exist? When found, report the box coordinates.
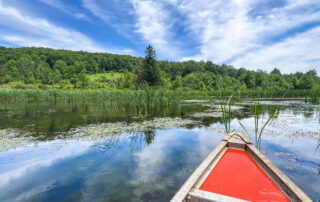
[0,1,133,54]
[231,26,320,74]
[82,0,182,58]
[82,0,140,45]
[129,0,183,59]
[0,140,92,187]
[38,0,88,20]
[82,0,110,22]
[173,0,320,73]
[1,0,319,73]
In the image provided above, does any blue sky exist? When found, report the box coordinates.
[0,0,319,74]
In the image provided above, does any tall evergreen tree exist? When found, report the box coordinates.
[141,44,161,86]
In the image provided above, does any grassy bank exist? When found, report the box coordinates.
[0,89,189,119]
[0,88,316,103]
[0,88,188,104]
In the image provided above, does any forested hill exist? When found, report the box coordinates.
[0,46,319,91]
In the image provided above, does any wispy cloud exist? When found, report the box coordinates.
[178,0,257,62]
[232,26,320,74]
[82,0,123,23]
[0,1,133,54]
[0,0,319,73]
[82,0,135,40]
[38,0,88,20]
[129,0,184,59]
[0,140,92,187]
[174,0,320,73]
[83,0,184,59]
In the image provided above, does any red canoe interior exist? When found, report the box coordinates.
[200,148,289,202]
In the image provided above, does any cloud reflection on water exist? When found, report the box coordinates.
[0,140,93,187]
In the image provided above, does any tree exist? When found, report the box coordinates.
[306,69,317,78]
[86,58,99,73]
[0,59,20,83]
[36,62,52,84]
[244,72,256,89]
[271,68,281,75]
[255,70,266,87]
[182,73,206,90]
[172,75,183,89]
[0,46,319,91]
[18,55,34,83]
[298,74,314,89]
[72,61,86,74]
[49,68,62,84]
[119,70,136,89]
[53,60,68,79]
[140,44,162,86]
[77,70,89,89]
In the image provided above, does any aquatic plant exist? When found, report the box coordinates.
[310,87,319,104]
[0,117,199,152]
[219,95,233,134]
[205,81,234,134]
[303,86,319,104]
[239,97,278,149]
[0,89,184,109]
[203,89,313,99]
[206,80,278,148]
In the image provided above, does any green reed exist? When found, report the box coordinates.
[0,89,187,117]
[310,87,319,104]
[239,97,278,149]
[0,89,182,103]
[206,80,278,149]
[205,81,234,134]
[205,89,312,98]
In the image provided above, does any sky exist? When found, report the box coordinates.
[0,0,319,74]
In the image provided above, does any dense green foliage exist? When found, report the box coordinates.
[0,46,319,94]
[138,44,162,86]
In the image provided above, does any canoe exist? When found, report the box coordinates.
[171,132,311,202]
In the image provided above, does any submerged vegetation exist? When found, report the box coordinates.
[0,117,198,152]
[0,44,318,153]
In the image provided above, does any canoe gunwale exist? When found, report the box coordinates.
[188,189,250,202]
[246,144,311,202]
[171,140,228,201]
[170,132,312,202]
[194,147,228,190]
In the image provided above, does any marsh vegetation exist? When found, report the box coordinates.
[0,98,319,201]
[0,45,319,201]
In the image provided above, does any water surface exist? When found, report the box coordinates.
[0,99,319,201]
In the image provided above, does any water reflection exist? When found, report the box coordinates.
[0,140,92,187]
[144,131,156,145]
[0,99,319,201]
[0,128,222,201]
[0,101,206,136]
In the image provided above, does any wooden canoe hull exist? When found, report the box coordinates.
[171,132,311,202]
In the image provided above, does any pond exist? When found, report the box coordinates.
[0,99,319,201]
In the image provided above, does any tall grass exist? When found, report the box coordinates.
[205,81,234,134]
[0,89,189,117]
[239,97,278,149]
[204,89,312,98]
[309,87,320,104]
[206,81,278,149]
[0,89,196,120]
[0,89,184,103]
[0,87,313,105]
